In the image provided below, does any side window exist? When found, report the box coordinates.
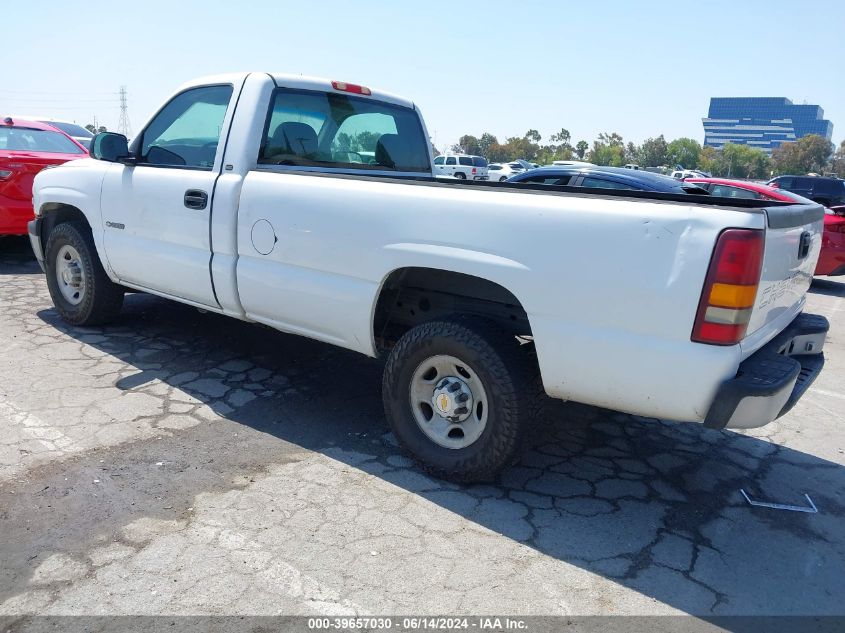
[445,157,456,166]
[434,156,445,165]
[795,177,813,191]
[140,85,233,169]
[581,177,635,190]
[776,177,794,189]
[458,157,473,166]
[258,88,431,172]
[518,176,571,185]
[489,165,501,171]
[710,185,761,199]
[814,179,839,195]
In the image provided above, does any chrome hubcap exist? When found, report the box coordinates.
[55,245,86,306]
[409,354,489,449]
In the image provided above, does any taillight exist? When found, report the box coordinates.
[829,222,845,234]
[331,80,372,96]
[692,229,764,345]
[472,167,477,175]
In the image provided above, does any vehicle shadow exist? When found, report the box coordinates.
[0,236,39,275]
[25,294,845,617]
[810,277,845,298]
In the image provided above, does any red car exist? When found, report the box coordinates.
[1,117,88,235]
[687,177,845,277]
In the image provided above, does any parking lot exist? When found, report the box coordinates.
[1,235,844,621]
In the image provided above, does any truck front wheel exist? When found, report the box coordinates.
[382,318,543,482]
[44,222,124,326]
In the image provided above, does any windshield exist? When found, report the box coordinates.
[0,127,85,154]
[45,121,94,139]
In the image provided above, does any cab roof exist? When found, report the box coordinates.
[176,72,415,110]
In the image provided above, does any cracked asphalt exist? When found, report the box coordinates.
[1,235,844,619]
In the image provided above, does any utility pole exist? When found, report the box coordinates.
[118,86,132,137]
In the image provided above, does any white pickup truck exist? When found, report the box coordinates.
[28,72,829,481]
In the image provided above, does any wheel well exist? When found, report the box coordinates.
[373,267,531,353]
[38,204,90,247]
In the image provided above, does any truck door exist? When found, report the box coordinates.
[100,84,236,307]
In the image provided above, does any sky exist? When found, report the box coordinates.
[4,0,844,152]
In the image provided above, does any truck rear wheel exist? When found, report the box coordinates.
[44,222,124,326]
[382,318,543,482]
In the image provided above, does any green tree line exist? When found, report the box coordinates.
[451,129,845,179]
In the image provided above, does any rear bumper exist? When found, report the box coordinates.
[704,312,828,430]
[27,218,46,272]
[0,197,33,235]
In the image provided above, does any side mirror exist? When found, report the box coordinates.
[90,132,133,164]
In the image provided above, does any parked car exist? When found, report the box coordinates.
[9,115,94,150]
[507,165,709,194]
[671,169,710,180]
[687,177,845,276]
[767,175,845,208]
[1,117,87,235]
[28,72,828,481]
[551,160,595,167]
[487,162,524,181]
[433,154,488,180]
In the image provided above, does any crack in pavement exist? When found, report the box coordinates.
[1,242,844,617]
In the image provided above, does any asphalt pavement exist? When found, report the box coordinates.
[1,235,844,624]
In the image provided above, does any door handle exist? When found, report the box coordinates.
[184,189,208,210]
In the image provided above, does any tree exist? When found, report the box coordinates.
[717,143,770,179]
[85,124,107,134]
[589,132,625,167]
[524,129,541,143]
[478,132,498,157]
[638,135,668,167]
[624,142,639,165]
[830,140,845,177]
[458,134,481,156]
[698,146,719,174]
[772,134,834,175]
[666,138,701,170]
[575,140,588,160]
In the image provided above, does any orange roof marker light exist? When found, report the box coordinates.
[331,81,372,96]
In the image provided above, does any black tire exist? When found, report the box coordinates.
[44,222,124,326]
[454,172,466,180]
[499,176,507,182]
[382,318,543,482]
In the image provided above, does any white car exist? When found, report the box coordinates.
[433,154,488,180]
[28,72,828,481]
[672,169,711,180]
[487,162,524,181]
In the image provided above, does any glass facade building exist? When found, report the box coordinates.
[702,97,833,154]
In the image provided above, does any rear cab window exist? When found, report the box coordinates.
[258,88,431,173]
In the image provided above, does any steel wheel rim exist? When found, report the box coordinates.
[55,244,86,306]
[409,354,489,449]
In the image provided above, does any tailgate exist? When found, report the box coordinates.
[743,202,825,353]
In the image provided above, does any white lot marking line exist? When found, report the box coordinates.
[0,396,75,452]
[807,388,845,401]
